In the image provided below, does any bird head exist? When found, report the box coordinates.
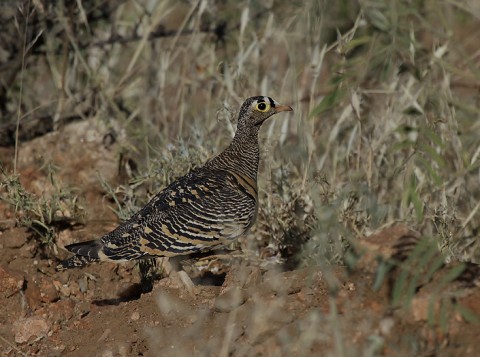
[237,96,293,128]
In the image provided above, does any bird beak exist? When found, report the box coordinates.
[274,104,294,113]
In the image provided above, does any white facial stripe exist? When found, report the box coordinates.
[265,96,278,107]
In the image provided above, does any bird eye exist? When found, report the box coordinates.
[255,102,270,112]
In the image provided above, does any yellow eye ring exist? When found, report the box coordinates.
[255,102,270,112]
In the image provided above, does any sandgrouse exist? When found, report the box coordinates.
[59,96,293,270]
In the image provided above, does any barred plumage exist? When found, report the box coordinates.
[58,96,293,270]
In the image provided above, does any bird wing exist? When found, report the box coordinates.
[98,168,257,261]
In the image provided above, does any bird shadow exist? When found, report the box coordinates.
[92,281,151,306]
[92,272,226,306]
[192,272,226,286]
[92,251,232,306]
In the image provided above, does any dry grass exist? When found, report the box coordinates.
[1,0,480,355]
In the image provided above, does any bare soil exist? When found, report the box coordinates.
[1,122,479,357]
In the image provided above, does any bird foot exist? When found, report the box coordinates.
[151,258,196,296]
[156,269,197,296]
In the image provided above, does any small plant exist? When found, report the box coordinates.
[254,165,316,269]
[0,164,84,245]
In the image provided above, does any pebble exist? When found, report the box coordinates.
[24,279,42,310]
[379,317,395,336]
[19,242,36,258]
[78,277,88,293]
[0,265,24,298]
[39,277,60,303]
[2,227,29,248]
[13,316,50,344]
[36,298,75,323]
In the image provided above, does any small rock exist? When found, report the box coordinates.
[214,287,247,312]
[2,227,29,248]
[68,281,81,296]
[19,242,36,258]
[346,282,356,291]
[131,311,140,321]
[77,301,91,318]
[0,266,24,298]
[52,279,62,290]
[24,279,42,310]
[57,271,70,285]
[36,299,75,322]
[78,277,88,293]
[379,317,395,336]
[59,284,71,297]
[13,316,50,344]
[39,277,60,303]
[55,344,66,353]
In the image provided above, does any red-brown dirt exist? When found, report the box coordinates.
[1,122,479,357]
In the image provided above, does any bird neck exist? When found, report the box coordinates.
[211,125,260,180]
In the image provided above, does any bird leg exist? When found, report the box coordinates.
[139,257,196,296]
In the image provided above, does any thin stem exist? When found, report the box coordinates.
[14,0,31,174]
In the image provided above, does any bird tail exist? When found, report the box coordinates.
[57,255,100,271]
[65,240,103,257]
[56,240,103,271]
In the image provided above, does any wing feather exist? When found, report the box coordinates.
[99,168,257,261]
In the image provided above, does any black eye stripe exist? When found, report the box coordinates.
[268,97,275,107]
[257,98,265,103]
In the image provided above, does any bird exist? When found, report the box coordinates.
[58,96,293,270]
